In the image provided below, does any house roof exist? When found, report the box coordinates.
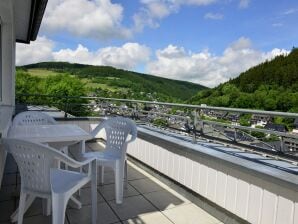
[264,123,288,132]
[15,0,48,44]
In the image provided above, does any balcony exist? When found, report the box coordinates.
[1,135,229,224]
[1,96,298,224]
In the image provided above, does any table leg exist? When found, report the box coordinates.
[11,195,36,223]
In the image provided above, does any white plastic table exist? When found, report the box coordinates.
[8,124,92,222]
[8,124,92,143]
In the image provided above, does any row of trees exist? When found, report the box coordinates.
[190,83,298,112]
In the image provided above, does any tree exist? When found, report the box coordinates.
[44,75,88,115]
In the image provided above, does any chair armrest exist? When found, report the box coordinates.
[74,157,96,167]
[56,151,96,169]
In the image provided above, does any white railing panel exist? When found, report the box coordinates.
[225,175,238,213]
[215,170,227,208]
[276,196,294,224]
[235,179,250,219]
[247,185,263,224]
[260,190,278,224]
[206,167,217,202]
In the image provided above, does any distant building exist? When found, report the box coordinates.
[251,115,272,127]
[284,138,298,152]
[264,123,288,132]
[226,113,240,125]
[292,118,298,134]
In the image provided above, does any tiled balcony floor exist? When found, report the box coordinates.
[0,144,223,224]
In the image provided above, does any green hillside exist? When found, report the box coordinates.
[189,48,298,112]
[18,62,207,102]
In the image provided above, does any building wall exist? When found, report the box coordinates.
[0,0,15,106]
[0,1,16,187]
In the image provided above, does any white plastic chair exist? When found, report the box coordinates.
[3,138,97,224]
[83,117,137,204]
[12,111,57,126]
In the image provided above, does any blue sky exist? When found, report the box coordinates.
[16,0,298,87]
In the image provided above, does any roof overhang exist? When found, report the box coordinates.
[15,0,48,44]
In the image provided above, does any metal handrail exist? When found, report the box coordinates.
[16,93,298,118]
[16,93,298,158]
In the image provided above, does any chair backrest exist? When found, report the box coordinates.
[2,138,77,195]
[91,117,137,156]
[12,111,57,126]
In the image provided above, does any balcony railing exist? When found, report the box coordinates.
[16,94,298,162]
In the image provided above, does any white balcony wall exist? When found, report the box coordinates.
[127,136,298,224]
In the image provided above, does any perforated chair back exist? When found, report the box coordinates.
[12,111,57,126]
[3,138,75,195]
[91,117,137,156]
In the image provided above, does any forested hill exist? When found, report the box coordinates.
[230,48,298,92]
[189,48,298,112]
[19,62,207,102]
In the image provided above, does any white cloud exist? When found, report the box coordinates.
[239,0,250,9]
[282,8,298,15]
[42,0,131,40]
[16,36,54,65]
[53,43,151,70]
[146,37,289,87]
[134,0,217,31]
[204,12,224,20]
[272,23,283,27]
[16,37,151,70]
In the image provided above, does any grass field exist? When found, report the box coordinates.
[26,68,125,92]
[27,69,63,77]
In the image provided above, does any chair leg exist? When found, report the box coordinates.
[99,166,104,185]
[91,160,97,224]
[124,160,128,189]
[52,194,68,224]
[78,167,83,196]
[17,192,27,224]
[11,195,35,223]
[115,161,124,204]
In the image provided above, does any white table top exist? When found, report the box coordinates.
[8,124,92,143]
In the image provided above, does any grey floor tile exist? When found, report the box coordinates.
[123,211,173,224]
[25,198,44,217]
[23,215,68,224]
[98,183,140,201]
[143,190,190,211]
[67,202,119,224]
[108,195,158,221]
[0,200,15,223]
[162,203,221,224]
[129,179,164,194]
[72,187,104,206]
[127,167,147,181]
